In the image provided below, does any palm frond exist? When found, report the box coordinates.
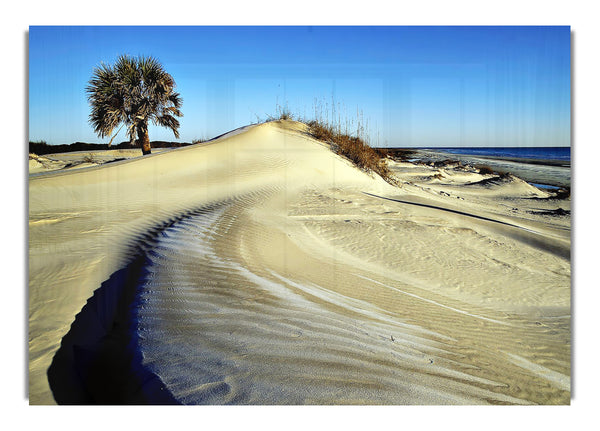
[153,114,181,138]
[87,54,183,145]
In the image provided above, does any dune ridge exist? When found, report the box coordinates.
[29,120,570,404]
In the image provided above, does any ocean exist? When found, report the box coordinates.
[423,147,571,162]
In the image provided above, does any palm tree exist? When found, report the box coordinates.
[86,55,183,155]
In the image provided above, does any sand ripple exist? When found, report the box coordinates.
[132,189,569,404]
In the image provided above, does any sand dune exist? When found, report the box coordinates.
[28,120,570,404]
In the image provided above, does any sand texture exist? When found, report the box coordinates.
[28,120,570,405]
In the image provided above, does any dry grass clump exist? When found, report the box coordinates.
[263,105,294,122]
[278,108,293,120]
[553,187,571,199]
[306,120,335,142]
[306,119,395,184]
[477,165,496,175]
[82,153,97,164]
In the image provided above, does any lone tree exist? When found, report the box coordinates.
[86,55,183,155]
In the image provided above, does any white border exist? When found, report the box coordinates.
[6,2,598,429]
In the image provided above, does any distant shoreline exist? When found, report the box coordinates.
[380,147,570,166]
[380,147,571,189]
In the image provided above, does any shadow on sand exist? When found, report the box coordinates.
[44,205,229,404]
[46,247,179,404]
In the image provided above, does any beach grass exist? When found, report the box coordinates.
[304,118,395,185]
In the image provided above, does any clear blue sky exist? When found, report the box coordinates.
[29,26,570,147]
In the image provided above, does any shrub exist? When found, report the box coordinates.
[82,153,97,164]
[477,165,495,175]
[553,187,571,199]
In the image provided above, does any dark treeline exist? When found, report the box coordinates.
[30,141,192,156]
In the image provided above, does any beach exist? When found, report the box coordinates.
[28,120,571,405]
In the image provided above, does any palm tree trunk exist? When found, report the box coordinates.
[138,124,151,155]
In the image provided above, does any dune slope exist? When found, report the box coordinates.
[28,120,570,405]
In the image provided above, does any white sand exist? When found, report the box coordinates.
[28,120,570,404]
[29,148,173,175]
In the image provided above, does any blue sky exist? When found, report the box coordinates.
[29,26,570,147]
